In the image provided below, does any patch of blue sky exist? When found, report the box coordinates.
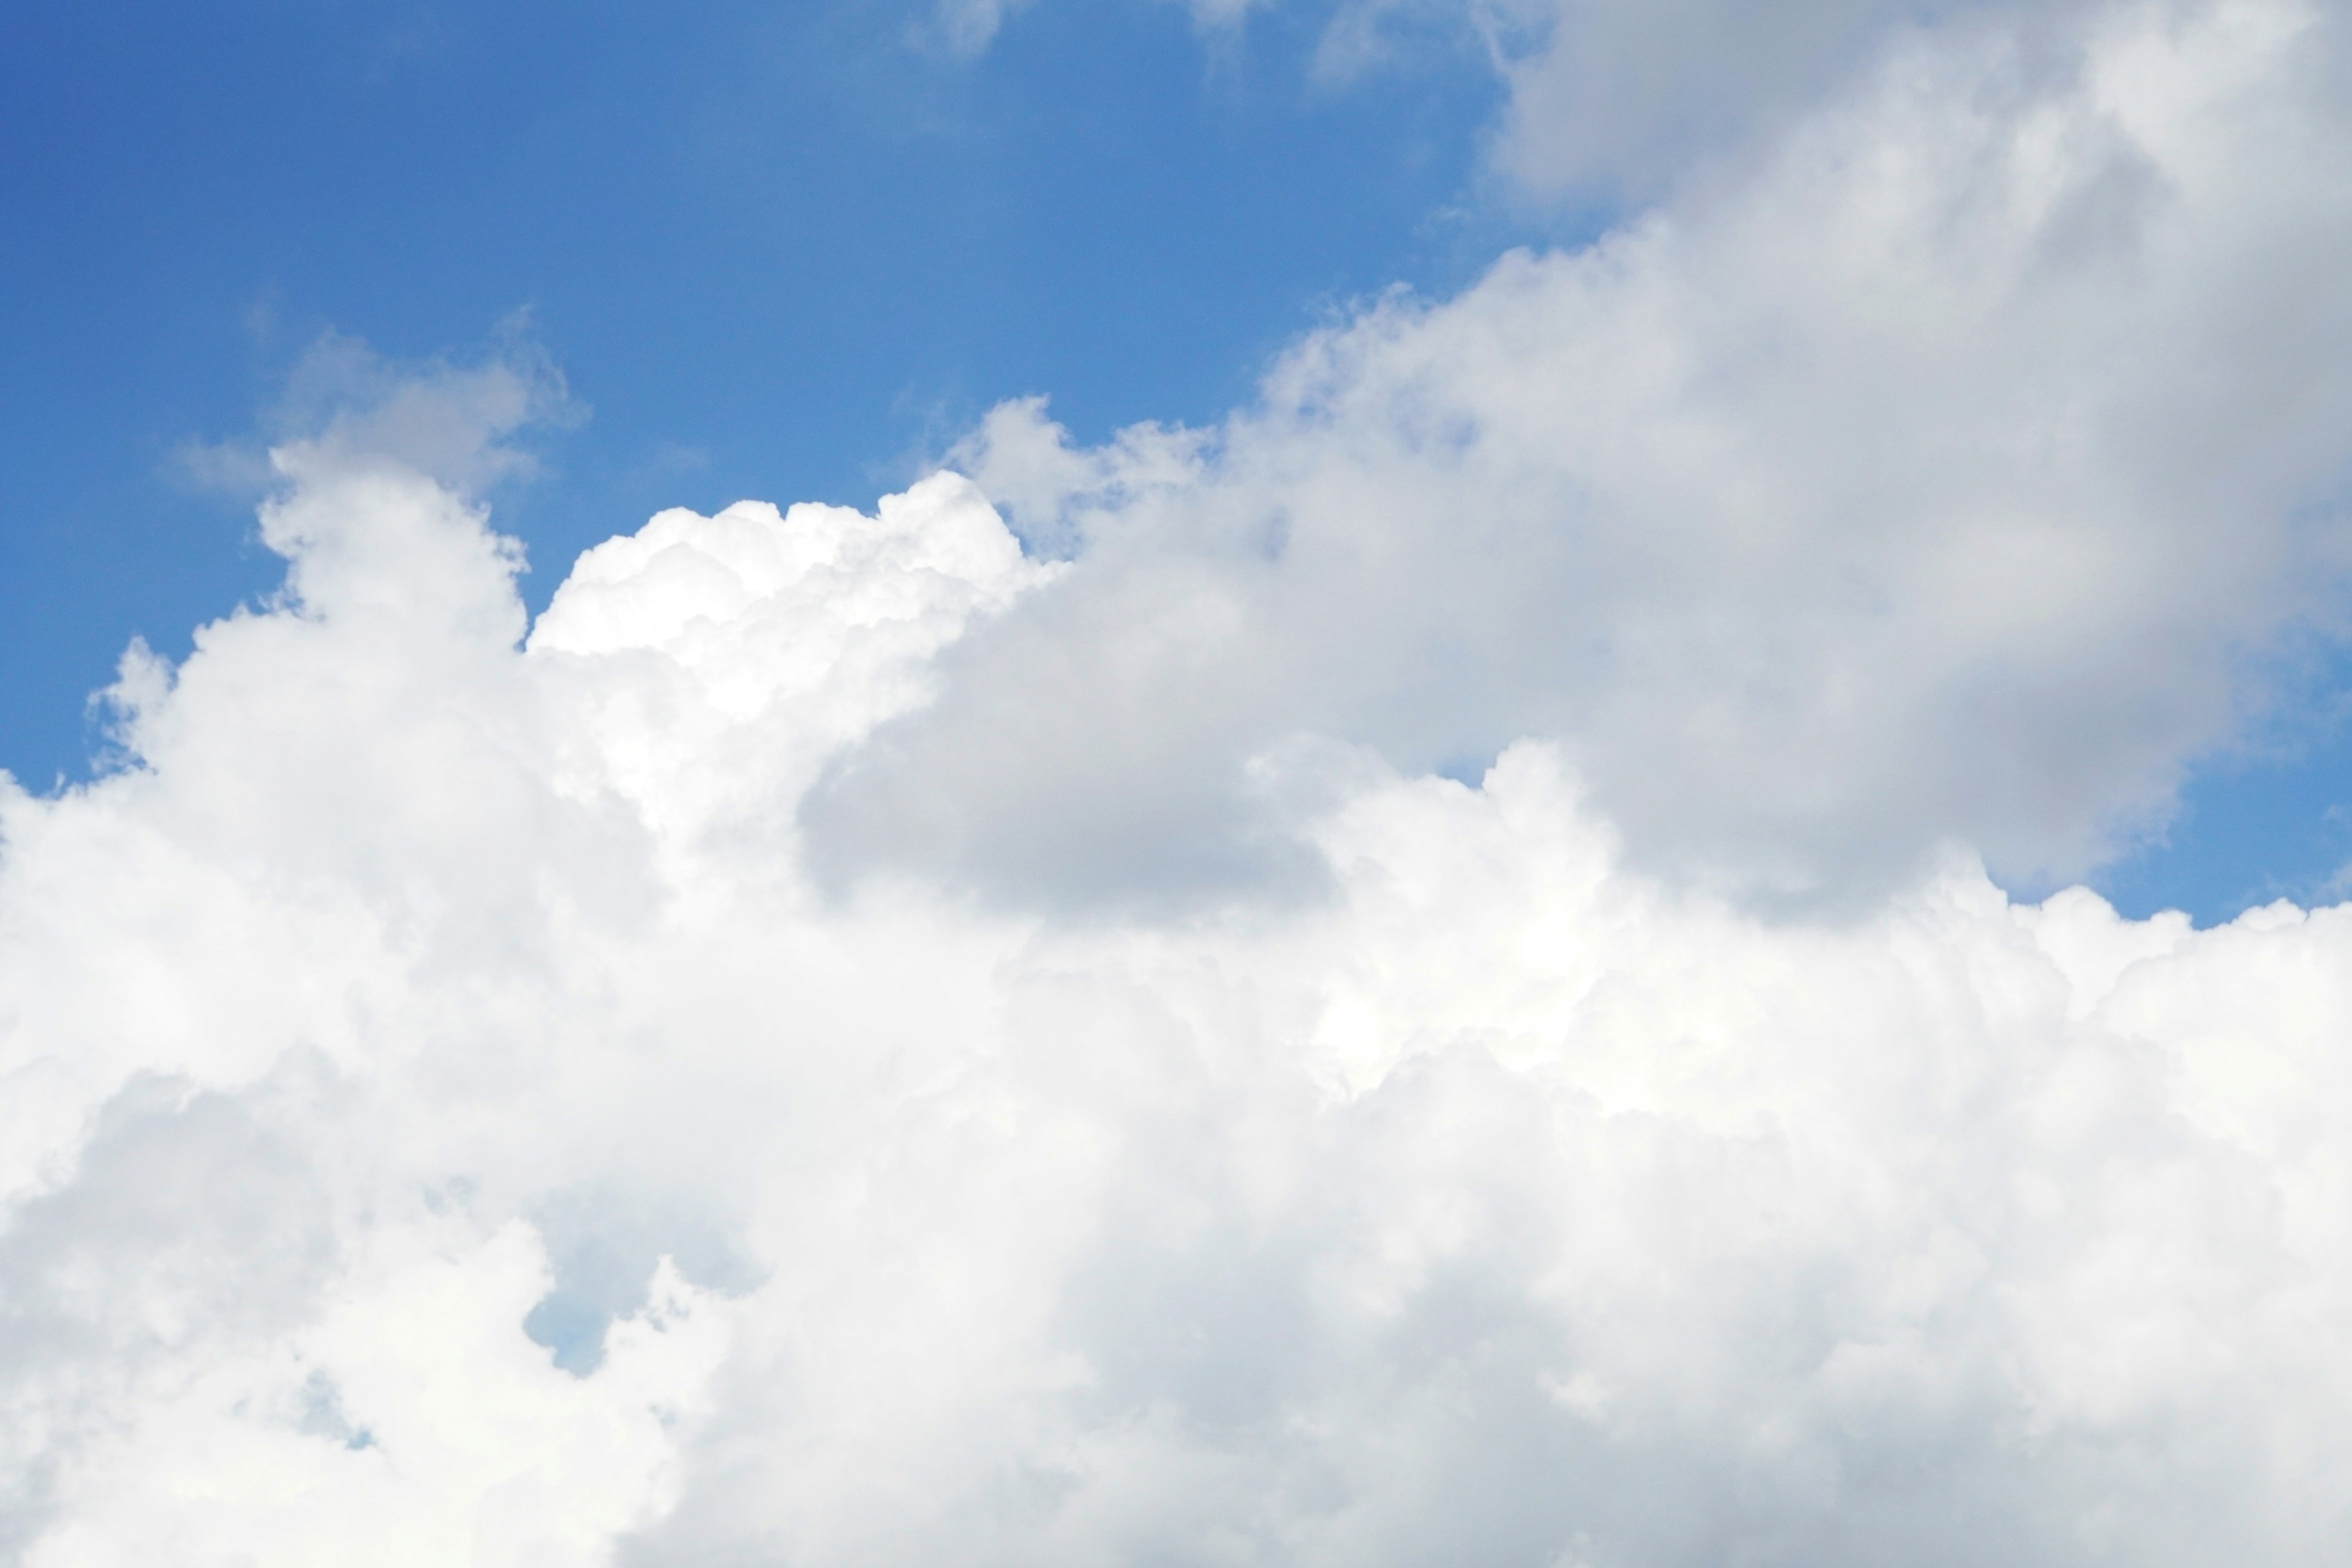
[2091,673,2352,923]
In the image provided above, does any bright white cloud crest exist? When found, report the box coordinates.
[10,0,2352,1562]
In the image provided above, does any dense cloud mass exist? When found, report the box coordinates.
[10,0,2352,1561]
[4,437,2351,1563]
[912,0,2352,908]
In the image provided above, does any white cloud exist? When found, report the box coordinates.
[897,0,2352,908]
[9,317,2352,1561]
[1315,0,2037,200]
[11,0,2352,1559]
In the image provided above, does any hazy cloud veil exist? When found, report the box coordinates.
[9,0,2352,1563]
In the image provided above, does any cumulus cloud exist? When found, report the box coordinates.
[8,415,2352,1559]
[12,0,2352,1561]
[874,0,2352,908]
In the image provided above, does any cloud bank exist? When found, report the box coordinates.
[10,0,2352,1562]
[850,0,2352,909]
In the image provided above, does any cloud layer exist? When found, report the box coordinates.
[10,0,2352,1561]
[7,404,2352,1563]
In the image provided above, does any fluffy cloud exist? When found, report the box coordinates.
[7,364,2352,1564]
[909,0,2352,908]
[10,0,2352,1561]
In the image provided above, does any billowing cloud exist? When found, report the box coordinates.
[7,336,2352,1564]
[11,0,2352,1561]
[897,0,2352,908]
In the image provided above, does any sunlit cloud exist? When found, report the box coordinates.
[9,1,2352,1562]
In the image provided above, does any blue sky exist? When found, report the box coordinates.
[6,0,2350,922]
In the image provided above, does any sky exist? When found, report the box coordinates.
[10,1,2352,1563]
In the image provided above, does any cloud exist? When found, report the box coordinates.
[11,0,2352,1561]
[1313,0,2008,200]
[839,0,2352,910]
[176,326,579,503]
[10,309,2352,1564]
